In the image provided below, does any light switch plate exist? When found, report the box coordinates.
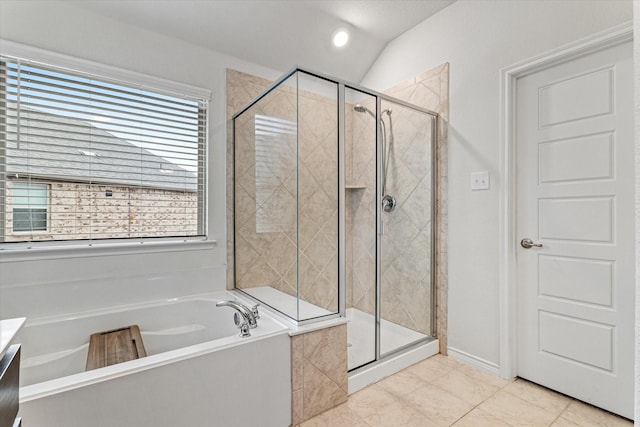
[471,171,490,190]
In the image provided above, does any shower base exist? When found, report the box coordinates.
[347,308,438,394]
[346,308,428,370]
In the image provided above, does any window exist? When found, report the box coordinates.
[0,54,208,244]
[12,182,49,232]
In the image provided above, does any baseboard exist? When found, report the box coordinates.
[447,347,503,377]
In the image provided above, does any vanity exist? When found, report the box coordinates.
[0,318,25,427]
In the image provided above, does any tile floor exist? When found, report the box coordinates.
[300,355,633,427]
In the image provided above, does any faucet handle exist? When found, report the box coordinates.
[238,323,251,338]
[251,303,260,320]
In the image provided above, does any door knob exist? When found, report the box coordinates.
[521,238,543,249]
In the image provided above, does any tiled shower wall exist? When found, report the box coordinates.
[226,70,270,290]
[227,70,339,312]
[233,83,297,292]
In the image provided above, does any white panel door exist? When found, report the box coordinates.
[516,40,634,419]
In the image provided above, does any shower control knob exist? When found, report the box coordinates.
[382,195,396,212]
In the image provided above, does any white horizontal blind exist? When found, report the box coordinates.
[0,55,207,243]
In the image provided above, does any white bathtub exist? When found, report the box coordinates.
[15,291,292,427]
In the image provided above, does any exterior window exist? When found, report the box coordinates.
[0,54,208,244]
[12,182,49,232]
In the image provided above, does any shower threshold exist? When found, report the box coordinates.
[347,308,438,394]
[346,308,429,370]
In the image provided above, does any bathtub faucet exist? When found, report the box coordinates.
[216,300,258,337]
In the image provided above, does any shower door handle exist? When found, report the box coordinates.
[520,238,543,249]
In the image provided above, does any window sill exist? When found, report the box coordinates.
[9,230,50,235]
[0,238,217,262]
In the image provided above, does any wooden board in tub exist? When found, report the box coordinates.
[86,325,147,371]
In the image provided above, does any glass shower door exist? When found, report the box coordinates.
[379,99,435,357]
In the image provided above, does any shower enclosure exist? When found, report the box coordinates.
[232,67,437,372]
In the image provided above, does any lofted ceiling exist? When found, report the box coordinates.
[68,0,455,83]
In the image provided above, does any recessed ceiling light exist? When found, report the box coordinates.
[333,29,349,48]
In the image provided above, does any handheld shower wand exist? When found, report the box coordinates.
[353,104,396,213]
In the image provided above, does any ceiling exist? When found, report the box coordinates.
[68,0,455,83]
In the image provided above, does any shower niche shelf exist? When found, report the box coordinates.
[345,185,367,190]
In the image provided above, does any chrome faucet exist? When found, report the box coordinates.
[216,300,259,337]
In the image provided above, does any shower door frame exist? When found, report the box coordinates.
[353,89,438,370]
[231,67,439,363]
[368,95,438,368]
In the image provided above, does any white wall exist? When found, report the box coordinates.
[0,0,282,319]
[362,0,633,368]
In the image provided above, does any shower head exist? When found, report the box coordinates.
[354,104,375,118]
[354,104,392,118]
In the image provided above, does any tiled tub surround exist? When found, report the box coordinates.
[291,324,348,425]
